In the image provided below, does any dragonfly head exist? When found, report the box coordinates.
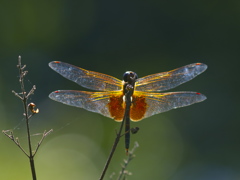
[123,71,138,83]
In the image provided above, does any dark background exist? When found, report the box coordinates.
[0,1,239,179]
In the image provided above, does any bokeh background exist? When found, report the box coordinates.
[0,1,239,180]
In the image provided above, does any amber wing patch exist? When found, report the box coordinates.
[108,94,125,121]
[130,94,148,121]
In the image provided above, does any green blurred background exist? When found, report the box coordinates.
[0,0,239,179]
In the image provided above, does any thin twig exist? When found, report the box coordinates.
[99,114,126,180]
[33,129,53,157]
[2,130,29,157]
[17,56,37,180]
[117,142,139,180]
[99,90,133,179]
[3,56,52,180]
[12,90,23,100]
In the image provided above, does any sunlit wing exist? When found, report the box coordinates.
[49,61,123,91]
[49,90,125,121]
[135,63,207,92]
[130,91,207,121]
[49,90,206,122]
[49,62,207,122]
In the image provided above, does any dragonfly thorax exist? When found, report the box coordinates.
[122,95,133,103]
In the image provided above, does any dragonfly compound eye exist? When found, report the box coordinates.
[123,71,138,82]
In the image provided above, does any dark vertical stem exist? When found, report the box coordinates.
[99,113,125,180]
[24,99,37,180]
[18,57,37,180]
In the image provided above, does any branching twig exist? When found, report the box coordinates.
[117,142,139,180]
[33,129,53,157]
[2,130,29,157]
[17,56,37,180]
[2,56,53,180]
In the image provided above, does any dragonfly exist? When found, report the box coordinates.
[49,61,207,152]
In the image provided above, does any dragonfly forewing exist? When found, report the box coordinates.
[49,61,122,91]
[135,63,207,92]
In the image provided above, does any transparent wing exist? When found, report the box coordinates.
[49,90,116,119]
[131,91,207,121]
[135,63,207,92]
[49,61,122,91]
[49,90,126,121]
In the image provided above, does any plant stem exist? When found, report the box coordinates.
[117,142,139,180]
[24,100,37,180]
[18,56,37,180]
[3,56,52,180]
[99,114,125,180]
